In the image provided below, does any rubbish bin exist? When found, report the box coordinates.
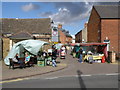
[108,51,116,63]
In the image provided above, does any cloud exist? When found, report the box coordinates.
[39,2,118,25]
[22,3,40,12]
[51,2,92,25]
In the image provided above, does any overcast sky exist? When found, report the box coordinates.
[2,1,119,35]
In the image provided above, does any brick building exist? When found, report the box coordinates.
[82,23,88,43]
[1,18,52,59]
[58,24,72,44]
[75,30,82,43]
[87,5,120,57]
[75,23,88,43]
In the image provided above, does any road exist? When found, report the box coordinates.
[2,50,119,88]
[2,74,118,88]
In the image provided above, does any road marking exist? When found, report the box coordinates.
[0,78,29,84]
[81,75,91,77]
[1,73,119,83]
[46,77,58,79]
[106,73,118,76]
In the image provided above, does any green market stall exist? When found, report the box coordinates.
[4,39,48,65]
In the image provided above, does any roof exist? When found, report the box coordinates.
[94,5,119,18]
[1,18,51,35]
[9,31,33,39]
[75,30,82,36]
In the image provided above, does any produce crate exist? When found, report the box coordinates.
[37,60,45,66]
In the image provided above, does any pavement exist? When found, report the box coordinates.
[1,59,67,81]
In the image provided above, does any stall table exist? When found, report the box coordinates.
[83,54,104,62]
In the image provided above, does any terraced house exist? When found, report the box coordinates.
[1,18,52,59]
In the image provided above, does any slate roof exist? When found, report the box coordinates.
[94,5,119,18]
[9,31,33,39]
[1,18,51,35]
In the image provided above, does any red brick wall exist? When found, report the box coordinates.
[101,19,119,56]
[58,30,66,44]
[75,31,82,43]
[87,7,101,42]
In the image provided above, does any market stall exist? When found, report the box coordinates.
[71,43,108,63]
[80,43,107,63]
[4,40,49,65]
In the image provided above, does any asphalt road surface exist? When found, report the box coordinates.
[2,74,118,88]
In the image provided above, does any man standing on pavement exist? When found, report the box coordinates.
[79,47,83,63]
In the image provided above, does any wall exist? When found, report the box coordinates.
[0,38,2,60]
[101,19,119,56]
[87,7,101,42]
[58,30,66,44]
[118,19,120,58]
[66,36,72,44]
[3,38,10,59]
[82,26,87,43]
[75,30,82,43]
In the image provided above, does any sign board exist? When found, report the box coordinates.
[52,36,58,42]
[52,27,58,36]
[52,27,59,42]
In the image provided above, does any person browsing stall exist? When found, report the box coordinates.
[13,53,24,68]
[25,53,30,64]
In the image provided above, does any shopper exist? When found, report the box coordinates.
[13,53,24,68]
[25,53,30,64]
[52,47,57,67]
[79,47,83,63]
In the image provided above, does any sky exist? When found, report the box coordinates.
[2,1,119,35]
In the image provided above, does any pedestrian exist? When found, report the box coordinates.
[52,48,57,67]
[79,47,83,63]
[25,53,30,64]
[42,50,47,59]
[72,47,76,58]
[13,53,24,68]
[52,57,57,67]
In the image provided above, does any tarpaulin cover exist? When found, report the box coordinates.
[4,40,48,65]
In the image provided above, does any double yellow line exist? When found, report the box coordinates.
[0,78,28,84]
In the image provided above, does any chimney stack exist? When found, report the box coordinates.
[58,24,62,29]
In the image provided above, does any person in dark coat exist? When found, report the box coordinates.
[79,48,83,63]
[52,48,57,67]
[13,53,24,68]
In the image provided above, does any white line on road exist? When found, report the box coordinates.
[45,77,58,80]
[106,73,118,76]
[81,75,92,77]
[45,73,119,80]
